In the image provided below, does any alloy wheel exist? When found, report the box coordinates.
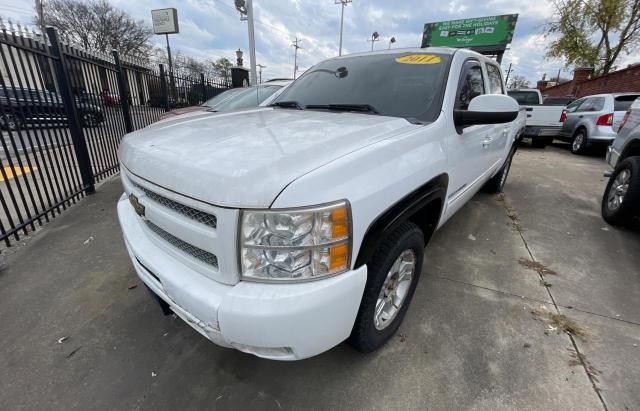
[607,169,631,211]
[374,249,416,330]
[572,133,584,152]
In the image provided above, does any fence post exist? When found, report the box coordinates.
[159,64,169,112]
[46,27,95,194]
[112,49,133,133]
[200,73,206,103]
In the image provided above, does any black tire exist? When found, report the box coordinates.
[531,138,552,148]
[1,113,22,131]
[571,129,588,154]
[483,148,515,194]
[349,222,424,353]
[602,157,640,226]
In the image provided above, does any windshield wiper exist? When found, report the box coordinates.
[270,101,302,110]
[305,103,379,114]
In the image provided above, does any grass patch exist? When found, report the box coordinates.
[518,257,558,276]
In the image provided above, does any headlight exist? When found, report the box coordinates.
[239,201,351,282]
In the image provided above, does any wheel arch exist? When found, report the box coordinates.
[354,173,448,269]
[620,140,640,162]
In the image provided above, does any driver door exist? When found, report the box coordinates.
[444,60,494,218]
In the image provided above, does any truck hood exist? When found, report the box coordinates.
[119,107,417,208]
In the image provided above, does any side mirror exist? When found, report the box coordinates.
[454,94,519,128]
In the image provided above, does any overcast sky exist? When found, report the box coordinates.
[0,0,637,83]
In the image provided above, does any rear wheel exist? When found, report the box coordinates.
[602,157,640,226]
[349,222,424,353]
[571,129,588,154]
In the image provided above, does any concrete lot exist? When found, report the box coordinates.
[0,144,638,410]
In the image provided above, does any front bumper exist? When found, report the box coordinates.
[606,146,621,168]
[117,194,367,360]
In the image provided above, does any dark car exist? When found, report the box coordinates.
[0,88,104,130]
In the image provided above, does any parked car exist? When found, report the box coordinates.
[558,93,640,154]
[0,88,104,130]
[507,88,571,148]
[99,90,120,106]
[602,97,640,226]
[117,48,523,360]
[157,80,292,121]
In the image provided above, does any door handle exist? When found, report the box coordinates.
[578,115,584,118]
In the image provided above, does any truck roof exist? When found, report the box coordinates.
[330,47,487,61]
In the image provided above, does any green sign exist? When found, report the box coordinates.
[421,14,518,49]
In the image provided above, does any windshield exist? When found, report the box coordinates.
[272,52,452,122]
[507,91,540,105]
[203,88,244,109]
[212,85,281,112]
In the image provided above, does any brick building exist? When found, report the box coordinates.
[537,65,640,98]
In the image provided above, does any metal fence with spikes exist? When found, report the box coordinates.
[0,22,231,248]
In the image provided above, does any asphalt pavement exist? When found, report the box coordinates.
[0,144,638,410]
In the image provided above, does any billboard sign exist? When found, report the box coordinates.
[421,14,518,49]
[152,8,179,35]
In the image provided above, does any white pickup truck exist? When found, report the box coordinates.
[117,48,523,360]
[507,88,573,148]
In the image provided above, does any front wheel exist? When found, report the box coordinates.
[602,157,640,227]
[348,222,424,353]
[0,113,22,131]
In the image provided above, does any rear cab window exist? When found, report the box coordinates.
[543,97,575,106]
[507,90,540,105]
[614,95,640,112]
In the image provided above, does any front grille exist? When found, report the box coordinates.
[145,221,219,268]
[132,181,217,229]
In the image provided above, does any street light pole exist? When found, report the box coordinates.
[368,31,379,51]
[257,64,266,83]
[246,0,257,85]
[291,37,301,79]
[335,0,352,56]
[235,0,257,85]
[388,36,396,49]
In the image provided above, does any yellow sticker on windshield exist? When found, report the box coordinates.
[395,54,441,64]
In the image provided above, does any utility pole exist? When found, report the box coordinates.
[235,0,257,85]
[257,64,265,83]
[34,0,45,35]
[556,67,561,83]
[335,0,352,56]
[291,37,301,79]
[504,62,513,85]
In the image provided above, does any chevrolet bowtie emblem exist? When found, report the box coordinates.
[129,193,145,217]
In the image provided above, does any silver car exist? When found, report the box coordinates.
[602,97,640,226]
[559,93,640,155]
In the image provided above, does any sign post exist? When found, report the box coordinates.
[421,14,518,63]
[151,8,179,101]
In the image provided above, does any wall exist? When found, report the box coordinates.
[540,65,640,98]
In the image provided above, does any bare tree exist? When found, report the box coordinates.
[545,0,640,74]
[41,0,152,57]
[507,75,531,90]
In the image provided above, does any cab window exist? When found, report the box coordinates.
[486,64,504,94]
[456,61,485,110]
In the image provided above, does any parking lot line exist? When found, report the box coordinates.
[0,165,37,181]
